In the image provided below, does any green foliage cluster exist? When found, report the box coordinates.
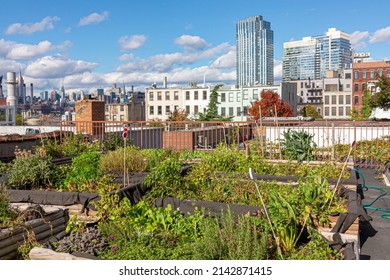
[61,150,104,192]
[99,146,147,174]
[5,155,62,189]
[0,184,17,227]
[281,129,316,162]
[97,197,269,260]
[302,105,322,119]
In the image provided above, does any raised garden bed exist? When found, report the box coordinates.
[0,206,69,260]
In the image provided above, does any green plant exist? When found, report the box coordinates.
[143,157,185,199]
[281,129,316,162]
[61,150,105,192]
[101,132,132,152]
[17,231,42,260]
[5,155,62,189]
[0,184,17,227]
[99,146,147,174]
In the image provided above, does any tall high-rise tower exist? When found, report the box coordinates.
[282,28,352,81]
[236,15,274,86]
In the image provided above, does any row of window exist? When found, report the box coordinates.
[105,115,125,121]
[185,91,208,101]
[354,69,390,79]
[324,106,351,117]
[148,105,247,117]
[149,91,180,101]
[324,95,351,105]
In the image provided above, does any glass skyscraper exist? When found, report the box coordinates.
[236,16,274,86]
[282,28,352,81]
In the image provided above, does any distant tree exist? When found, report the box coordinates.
[198,84,232,121]
[248,90,293,120]
[371,75,390,110]
[15,114,23,125]
[349,108,362,121]
[361,87,373,119]
[303,105,322,119]
[167,108,189,121]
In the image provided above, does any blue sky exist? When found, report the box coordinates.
[1,0,390,93]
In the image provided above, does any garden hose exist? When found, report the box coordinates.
[353,168,390,220]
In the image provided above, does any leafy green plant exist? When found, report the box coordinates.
[281,129,316,162]
[5,155,62,189]
[0,184,17,227]
[61,150,103,192]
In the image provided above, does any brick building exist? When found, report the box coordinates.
[352,61,390,110]
[75,99,105,135]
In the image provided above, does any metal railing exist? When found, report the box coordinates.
[59,120,390,169]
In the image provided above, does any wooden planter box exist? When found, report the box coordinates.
[0,207,69,260]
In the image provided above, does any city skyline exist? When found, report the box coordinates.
[1,0,390,93]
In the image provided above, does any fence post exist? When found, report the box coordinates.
[59,121,63,143]
[353,121,357,167]
[331,122,335,160]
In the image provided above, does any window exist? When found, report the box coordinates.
[346,84,350,89]
[345,73,351,79]
[331,107,337,116]
[229,107,234,116]
[149,92,154,101]
[237,92,241,102]
[237,107,241,116]
[339,95,344,104]
[105,115,109,121]
[105,106,108,112]
[165,91,170,100]
[120,115,124,121]
[243,90,248,100]
[346,95,351,105]
[185,105,190,114]
[165,106,170,115]
[354,84,359,92]
[229,92,234,102]
[194,105,199,114]
[362,83,366,91]
[149,106,154,115]
[221,92,226,102]
[354,96,359,105]
[325,107,329,116]
[338,107,344,116]
[174,105,178,111]
[301,82,303,88]
[185,91,190,100]
[194,91,198,100]
[203,91,207,100]
[174,91,179,100]
[157,91,162,100]
[362,71,367,79]
[346,107,351,116]
[354,71,359,79]
[370,70,375,79]
[331,96,337,105]
[113,115,117,121]
[221,107,226,116]
[387,69,390,77]
[325,96,329,105]
[157,106,162,115]
[378,70,383,77]
[253,89,259,100]
[120,105,124,111]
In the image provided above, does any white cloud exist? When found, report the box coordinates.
[211,49,236,69]
[370,26,390,43]
[174,35,209,51]
[0,59,24,74]
[78,11,109,26]
[6,16,60,35]
[274,60,282,82]
[0,39,72,60]
[25,55,97,79]
[118,35,147,51]
[350,31,369,49]
[118,53,135,61]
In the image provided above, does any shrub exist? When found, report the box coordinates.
[5,155,62,189]
[0,184,17,226]
[61,150,103,192]
[99,146,147,174]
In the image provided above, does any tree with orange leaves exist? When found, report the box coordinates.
[248,90,294,120]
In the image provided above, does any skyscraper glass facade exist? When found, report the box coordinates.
[236,16,274,86]
[283,28,352,81]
